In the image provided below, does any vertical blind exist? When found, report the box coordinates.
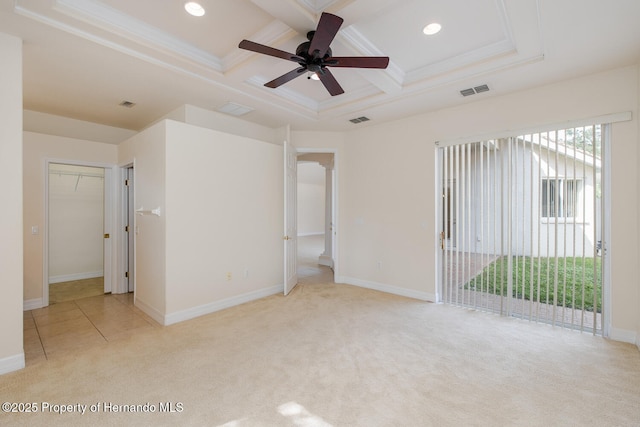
[439,125,604,334]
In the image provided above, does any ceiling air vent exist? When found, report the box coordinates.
[460,84,490,97]
[349,116,370,124]
[217,102,254,116]
[119,100,136,108]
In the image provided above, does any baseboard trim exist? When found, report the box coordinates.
[49,271,103,284]
[133,298,165,325]
[23,298,44,311]
[0,353,25,375]
[609,327,638,344]
[164,285,283,326]
[338,276,435,302]
[318,254,333,268]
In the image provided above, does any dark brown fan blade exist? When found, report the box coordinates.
[265,67,306,88]
[239,40,302,63]
[325,56,390,69]
[317,68,344,96]
[308,12,343,58]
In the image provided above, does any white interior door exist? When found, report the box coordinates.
[284,140,298,295]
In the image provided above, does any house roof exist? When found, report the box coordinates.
[519,131,601,169]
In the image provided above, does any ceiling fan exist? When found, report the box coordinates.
[238,12,389,96]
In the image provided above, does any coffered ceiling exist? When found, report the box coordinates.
[1,0,639,135]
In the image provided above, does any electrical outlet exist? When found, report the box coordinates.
[226,272,232,281]
[244,269,249,278]
[377,261,382,270]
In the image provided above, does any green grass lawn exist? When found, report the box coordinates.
[466,256,602,312]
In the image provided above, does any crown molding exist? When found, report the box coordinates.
[246,76,320,113]
[338,25,404,88]
[53,0,224,71]
[222,20,296,72]
[296,0,337,14]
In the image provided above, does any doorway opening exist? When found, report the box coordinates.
[296,154,335,285]
[284,146,338,293]
[45,162,110,305]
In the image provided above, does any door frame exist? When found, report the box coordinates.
[284,140,298,295]
[118,164,135,295]
[43,158,117,307]
[296,147,340,280]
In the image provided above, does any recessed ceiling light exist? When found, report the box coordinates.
[184,2,205,17]
[423,22,442,35]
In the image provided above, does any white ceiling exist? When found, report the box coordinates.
[1,0,639,136]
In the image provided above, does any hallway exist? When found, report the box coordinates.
[297,234,334,285]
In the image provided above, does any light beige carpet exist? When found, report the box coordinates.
[3,283,640,426]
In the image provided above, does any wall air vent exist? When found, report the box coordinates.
[349,116,370,124]
[119,100,136,108]
[460,84,490,97]
[217,102,253,116]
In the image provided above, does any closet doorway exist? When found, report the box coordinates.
[45,162,112,305]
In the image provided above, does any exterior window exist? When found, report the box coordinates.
[541,179,581,218]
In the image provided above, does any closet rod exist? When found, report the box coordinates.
[49,170,104,179]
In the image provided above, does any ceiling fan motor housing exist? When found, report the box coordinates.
[296,40,332,73]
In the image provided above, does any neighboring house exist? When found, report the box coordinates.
[443,126,602,258]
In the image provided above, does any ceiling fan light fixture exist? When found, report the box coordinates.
[184,2,205,17]
[310,73,320,81]
[423,22,442,35]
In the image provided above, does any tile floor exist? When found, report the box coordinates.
[23,235,331,365]
[23,292,159,365]
[49,276,104,304]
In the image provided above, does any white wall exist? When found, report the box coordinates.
[164,120,283,321]
[118,122,168,321]
[48,164,104,282]
[339,65,639,340]
[0,33,24,373]
[151,104,280,145]
[23,132,118,306]
[119,120,283,325]
[23,110,135,145]
[297,162,325,236]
